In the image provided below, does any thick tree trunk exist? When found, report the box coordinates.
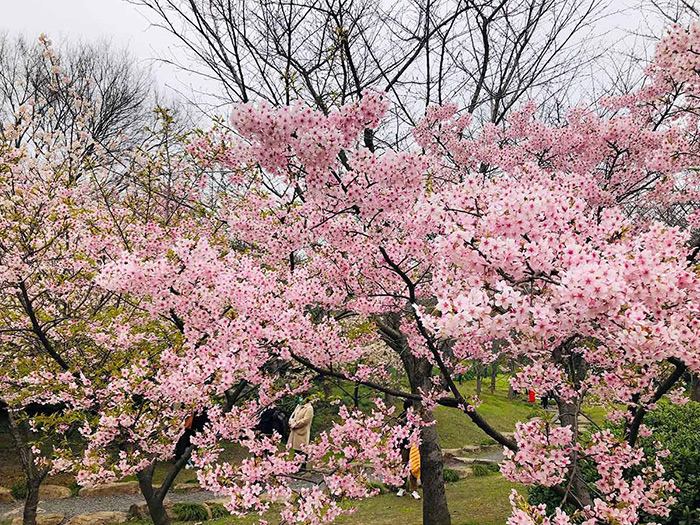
[411,364,451,525]
[418,410,452,525]
[136,445,194,525]
[556,398,593,509]
[7,409,48,525]
[378,315,451,525]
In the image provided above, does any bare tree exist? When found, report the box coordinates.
[130,0,607,141]
[0,34,153,155]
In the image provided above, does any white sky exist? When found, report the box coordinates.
[0,0,200,96]
[0,0,672,110]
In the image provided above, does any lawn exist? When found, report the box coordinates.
[434,377,536,448]
[127,475,520,525]
[334,475,519,525]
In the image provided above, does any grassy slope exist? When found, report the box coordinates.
[435,377,536,448]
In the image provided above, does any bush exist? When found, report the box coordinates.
[472,464,493,477]
[443,468,460,483]
[529,401,700,523]
[207,503,229,519]
[68,481,80,497]
[11,482,27,500]
[172,503,210,521]
[636,401,700,524]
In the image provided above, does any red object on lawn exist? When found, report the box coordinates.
[528,390,536,402]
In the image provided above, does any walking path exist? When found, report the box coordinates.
[0,490,218,521]
[0,479,317,521]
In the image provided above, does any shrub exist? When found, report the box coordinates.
[472,464,493,477]
[443,468,460,483]
[172,502,210,521]
[529,401,700,523]
[207,503,229,519]
[636,401,700,524]
[68,481,80,497]
[11,482,27,500]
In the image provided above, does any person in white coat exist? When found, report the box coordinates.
[288,397,314,470]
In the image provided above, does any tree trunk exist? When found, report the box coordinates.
[691,373,700,402]
[23,483,40,525]
[136,444,194,525]
[7,409,48,525]
[137,465,171,525]
[410,363,451,525]
[507,359,516,400]
[490,363,497,394]
[384,390,395,407]
[353,384,360,408]
[378,315,451,525]
[323,380,332,400]
[418,410,452,525]
[556,397,593,509]
[475,367,482,397]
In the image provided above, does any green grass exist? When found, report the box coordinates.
[435,377,534,448]
[184,476,519,525]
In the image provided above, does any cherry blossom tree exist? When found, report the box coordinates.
[0,37,201,525]
[8,19,700,525]
[97,20,700,525]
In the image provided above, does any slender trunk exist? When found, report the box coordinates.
[136,465,170,525]
[490,363,497,394]
[691,373,700,402]
[23,483,40,525]
[507,359,516,400]
[7,409,48,525]
[353,384,360,408]
[475,367,482,397]
[384,390,395,407]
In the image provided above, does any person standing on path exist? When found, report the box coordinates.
[288,396,314,471]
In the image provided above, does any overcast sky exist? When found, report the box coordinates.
[0,0,207,98]
[0,0,671,111]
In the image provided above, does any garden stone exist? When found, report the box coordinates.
[39,485,72,500]
[12,513,64,525]
[78,482,139,497]
[65,511,126,525]
[0,487,14,503]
